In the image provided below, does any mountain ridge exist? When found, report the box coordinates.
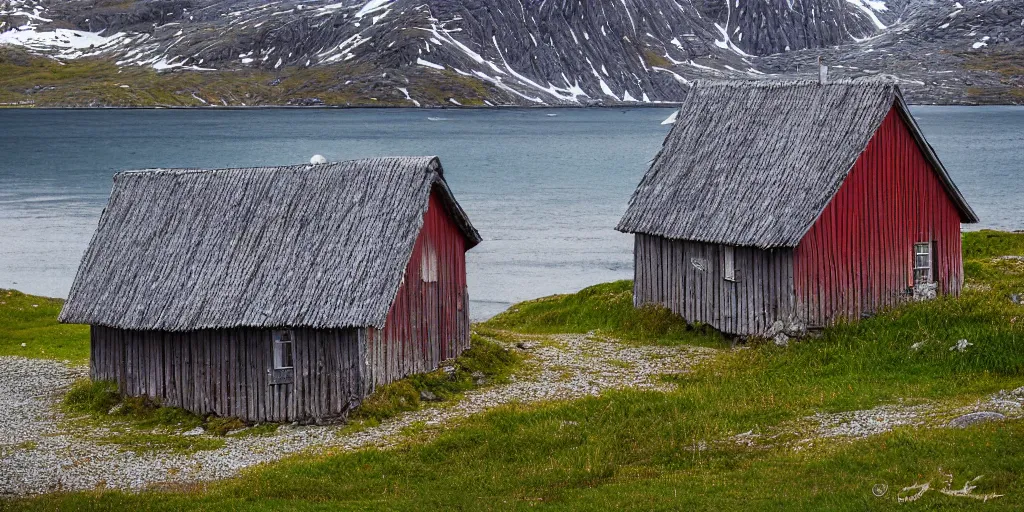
[1,0,1021,107]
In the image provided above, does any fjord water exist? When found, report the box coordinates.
[0,106,1020,320]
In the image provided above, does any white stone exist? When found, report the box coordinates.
[949,339,972,352]
[309,154,328,165]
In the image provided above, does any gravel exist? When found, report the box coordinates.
[792,392,1024,447]
[0,333,715,496]
[731,387,1024,450]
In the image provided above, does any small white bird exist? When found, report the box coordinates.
[310,154,327,165]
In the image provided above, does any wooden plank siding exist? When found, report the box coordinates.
[90,326,361,423]
[364,189,473,393]
[793,107,965,328]
[88,187,475,423]
[633,234,796,336]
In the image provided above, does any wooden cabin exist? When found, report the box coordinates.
[59,156,481,423]
[617,80,978,337]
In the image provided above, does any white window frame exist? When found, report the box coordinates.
[723,245,736,282]
[272,330,294,370]
[913,242,933,285]
[420,242,439,283]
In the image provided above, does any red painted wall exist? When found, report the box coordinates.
[369,189,471,384]
[793,107,964,327]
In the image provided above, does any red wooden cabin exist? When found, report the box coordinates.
[618,80,978,336]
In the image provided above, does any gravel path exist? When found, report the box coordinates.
[0,333,715,496]
[731,387,1024,450]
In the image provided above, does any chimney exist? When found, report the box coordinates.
[818,57,828,85]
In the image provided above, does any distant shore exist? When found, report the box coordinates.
[3,102,1023,111]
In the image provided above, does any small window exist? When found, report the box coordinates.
[273,330,294,370]
[723,245,736,282]
[914,243,932,285]
[420,242,438,283]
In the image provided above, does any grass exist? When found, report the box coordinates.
[350,334,523,426]
[482,280,729,348]
[61,380,246,454]
[4,231,1024,509]
[0,289,89,363]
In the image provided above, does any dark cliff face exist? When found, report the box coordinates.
[2,0,1021,105]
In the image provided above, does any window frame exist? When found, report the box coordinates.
[272,330,295,370]
[913,242,933,285]
[420,241,439,283]
[723,245,736,282]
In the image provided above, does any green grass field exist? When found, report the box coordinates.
[2,230,1023,510]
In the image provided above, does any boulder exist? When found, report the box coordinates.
[947,411,1005,429]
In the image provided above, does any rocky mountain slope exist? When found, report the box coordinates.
[0,0,1021,106]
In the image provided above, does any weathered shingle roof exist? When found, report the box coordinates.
[617,79,978,248]
[59,156,480,331]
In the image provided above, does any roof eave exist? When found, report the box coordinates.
[428,158,483,249]
[893,94,980,224]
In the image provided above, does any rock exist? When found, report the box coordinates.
[471,371,487,385]
[309,154,327,165]
[182,427,205,436]
[1012,386,1024,398]
[419,390,439,402]
[910,341,925,351]
[949,339,972,353]
[1011,293,1022,305]
[913,282,938,301]
[947,411,1005,429]
[764,320,785,338]
[516,342,535,350]
[773,333,789,348]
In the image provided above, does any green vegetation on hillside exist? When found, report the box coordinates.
[0,47,500,108]
[4,230,1024,510]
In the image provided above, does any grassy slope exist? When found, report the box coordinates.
[4,230,1024,510]
[0,289,88,363]
[0,47,498,108]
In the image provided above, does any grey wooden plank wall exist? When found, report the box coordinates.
[633,234,796,336]
[90,326,361,423]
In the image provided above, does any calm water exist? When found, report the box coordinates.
[0,106,1020,319]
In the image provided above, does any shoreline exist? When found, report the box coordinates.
[3,102,1024,111]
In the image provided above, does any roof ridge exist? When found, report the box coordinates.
[114,155,440,178]
[694,76,901,89]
